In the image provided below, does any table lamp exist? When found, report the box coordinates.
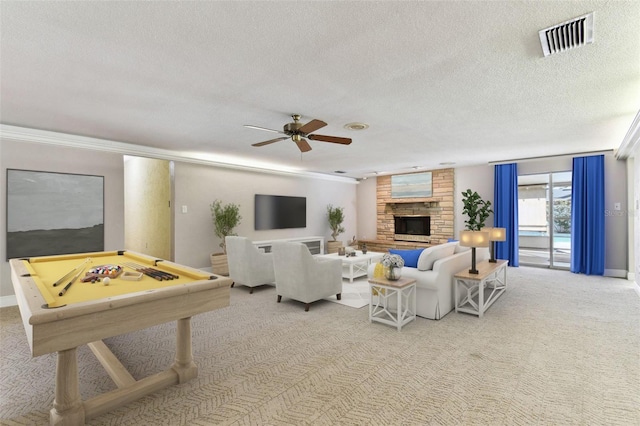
[459,230,490,274]
[485,227,506,263]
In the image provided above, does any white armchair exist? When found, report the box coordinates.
[225,236,275,294]
[271,242,342,311]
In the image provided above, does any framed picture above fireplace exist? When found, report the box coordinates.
[391,172,432,198]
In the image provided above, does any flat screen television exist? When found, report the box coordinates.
[255,194,306,230]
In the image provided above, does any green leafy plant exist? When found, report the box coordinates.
[210,199,242,253]
[327,204,345,241]
[461,189,493,231]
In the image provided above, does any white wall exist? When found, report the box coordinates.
[356,177,377,240]
[0,140,125,302]
[454,164,494,235]
[173,162,358,269]
[632,153,639,285]
[602,155,630,275]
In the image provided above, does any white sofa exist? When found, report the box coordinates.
[367,242,489,320]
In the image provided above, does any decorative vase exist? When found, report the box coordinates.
[385,266,402,281]
[361,244,368,254]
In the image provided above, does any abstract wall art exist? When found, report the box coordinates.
[6,169,104,260]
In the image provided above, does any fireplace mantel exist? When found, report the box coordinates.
[384,198,440,204]
[385,200,442,211]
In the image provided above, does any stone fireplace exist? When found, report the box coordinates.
[361,168,454,252]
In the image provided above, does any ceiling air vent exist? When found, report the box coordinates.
[539,12,594,57]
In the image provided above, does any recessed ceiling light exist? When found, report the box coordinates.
[439,162,456,166]
[344,122,369,131]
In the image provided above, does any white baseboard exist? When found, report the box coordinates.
[604,269,628,279]
[0,295,18,308]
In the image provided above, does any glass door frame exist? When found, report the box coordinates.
[517,171,571,270]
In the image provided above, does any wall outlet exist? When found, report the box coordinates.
[181,205,188,214]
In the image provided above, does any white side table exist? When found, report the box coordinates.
[368,276,417,331]
[454,259,508,318]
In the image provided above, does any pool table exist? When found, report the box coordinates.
[9,250,232,426]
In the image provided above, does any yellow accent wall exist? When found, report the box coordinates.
[124,157,172,260]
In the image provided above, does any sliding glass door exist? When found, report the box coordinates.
[517,172,571,269]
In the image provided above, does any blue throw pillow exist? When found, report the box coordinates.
[388,248,424,268]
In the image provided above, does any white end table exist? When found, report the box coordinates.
[316,251,384,282]
[454,259,508,317]
[368,276,417,331]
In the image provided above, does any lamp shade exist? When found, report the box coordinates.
[459,230,490,248]
[485,227,507,242]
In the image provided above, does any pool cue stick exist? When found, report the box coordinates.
[123,262,163,281]
[123,262,179,280]
[144,268,178,280]
[52,258,91,287]
[58,267,85,296]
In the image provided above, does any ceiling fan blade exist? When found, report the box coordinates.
[252,136,289,147]
[244,124,286,134]
[308,134,352,145]
[298,119,327,135]
[295,138,312,153]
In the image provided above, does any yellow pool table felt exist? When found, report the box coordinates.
[22,251,213,308]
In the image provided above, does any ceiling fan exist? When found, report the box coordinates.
[245,114,352,153]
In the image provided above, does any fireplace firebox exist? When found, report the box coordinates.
[394,215,431,242]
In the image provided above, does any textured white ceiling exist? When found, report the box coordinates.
[1,1,639,179]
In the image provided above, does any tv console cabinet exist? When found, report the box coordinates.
[252,236,325,255]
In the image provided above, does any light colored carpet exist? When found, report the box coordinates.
[1,267,639,425]
[324,278,370,309]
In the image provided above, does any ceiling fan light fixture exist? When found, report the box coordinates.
[248,114,351,152]
[344,122,369,131]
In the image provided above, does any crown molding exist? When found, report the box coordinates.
[488,149,614,165]
[616,110,640,160]
[0,125,358,184]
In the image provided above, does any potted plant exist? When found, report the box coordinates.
[326,204,345,253]
[461,189,493,230]
[210,199,242,275]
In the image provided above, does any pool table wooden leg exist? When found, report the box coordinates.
[171,317,198,383]
[50,347,85,425]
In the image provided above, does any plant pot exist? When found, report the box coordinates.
[327,240,343,254]
[210,253,229,276]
